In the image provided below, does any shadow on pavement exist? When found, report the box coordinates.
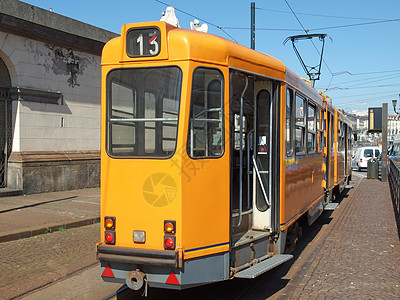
[0,196,78,214]
[110,187,354,300]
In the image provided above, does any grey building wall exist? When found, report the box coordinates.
[0,0,119,194]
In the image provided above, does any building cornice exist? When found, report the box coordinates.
[0,0,118,55]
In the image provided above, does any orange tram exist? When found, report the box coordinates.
[97,21,352,293]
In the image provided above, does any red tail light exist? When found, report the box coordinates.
[164,236,175,249]
[105,231,115,244]
[164,220,176,249]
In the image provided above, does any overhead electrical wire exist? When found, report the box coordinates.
[153,0,398,98]
[153,0,239,42]
[220,26,303,32]
[336,95,398,107]
[320,72,400,89]
[333,90,400,99]
[326,83,400,91]
[283,0,308,33]
[333,91,397,104]
[311,18,400,32]
[350,70,400,76]
[339,74,400,89]
[333,89,400,109]
[222,10,400,33]
[283,0,334,78]
[222,18,400,32]
[256,8,392,22]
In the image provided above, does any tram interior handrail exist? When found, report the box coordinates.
[233,77,248,228]
[194,107,221,118]
[109,117,178,122]
[189,118,221,122]
[252,155,271,206]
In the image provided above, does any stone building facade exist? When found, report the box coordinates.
[0,0,118,193]
[388,115,400,138]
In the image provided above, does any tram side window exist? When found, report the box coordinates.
[317,108,324,153]
[338,121,344,152]
[295,94,306,154]
[187,68,224,158]
[307,103,316,153]
[348,128,352,151]
[342,123,346,152]
[331,116,335,154]
[286,88,294,156]
[109,82,136,153]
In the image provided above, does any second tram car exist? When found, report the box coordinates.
[97,21,352,292]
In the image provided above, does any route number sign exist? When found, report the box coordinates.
[127,27,161,57]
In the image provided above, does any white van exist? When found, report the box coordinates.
[352,146,381,171]
[390,134,400,156]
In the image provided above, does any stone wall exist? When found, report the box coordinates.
[8,151,100,194]
[0,0,118,194]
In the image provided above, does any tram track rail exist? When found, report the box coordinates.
[103,284,130,300]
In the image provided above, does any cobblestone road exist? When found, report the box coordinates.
[285,178,400,299]
[0,223,99,300]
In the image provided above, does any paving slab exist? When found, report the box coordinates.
[279,176,400,299]
[0,223,100,299]
[0,188,100,243]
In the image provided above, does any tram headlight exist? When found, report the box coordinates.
[133,230,146,243]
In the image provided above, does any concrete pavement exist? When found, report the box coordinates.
[0,223,102,299]
[278,176,400,299]
[1,176,399,299]
[0,188,100,243]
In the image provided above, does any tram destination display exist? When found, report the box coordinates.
[126,27,161,57]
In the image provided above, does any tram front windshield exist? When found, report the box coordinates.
[106,67,182,158]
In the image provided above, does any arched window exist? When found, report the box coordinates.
[0,57,11,87]
[0,57,12,188]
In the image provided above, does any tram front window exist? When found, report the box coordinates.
[106,67,182,157]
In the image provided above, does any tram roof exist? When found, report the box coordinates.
[102,21,325,106]
[103,22,286,75]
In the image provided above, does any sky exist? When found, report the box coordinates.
[20,0,400,116]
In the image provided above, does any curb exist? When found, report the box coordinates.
[0,215,100,243]
[0,188,23,198]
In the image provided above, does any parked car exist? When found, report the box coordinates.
[389,134,400,159]
[352,146,381,171]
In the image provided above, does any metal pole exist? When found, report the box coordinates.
[382,103,388,182]
[251,2,255,50]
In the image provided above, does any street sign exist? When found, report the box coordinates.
[368,107,382,133]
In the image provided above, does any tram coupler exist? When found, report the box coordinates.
[126,269,146,291]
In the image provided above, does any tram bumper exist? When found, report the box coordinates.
[97,244,184,289]
[96,244,182,268]
[97,244,229,290]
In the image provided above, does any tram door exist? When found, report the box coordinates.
[344,124,349,178]
[230,72,274,233]
[326,112,335,192]
[331,114,335,186]
[324,111,332,201]
[253,83,272,230]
